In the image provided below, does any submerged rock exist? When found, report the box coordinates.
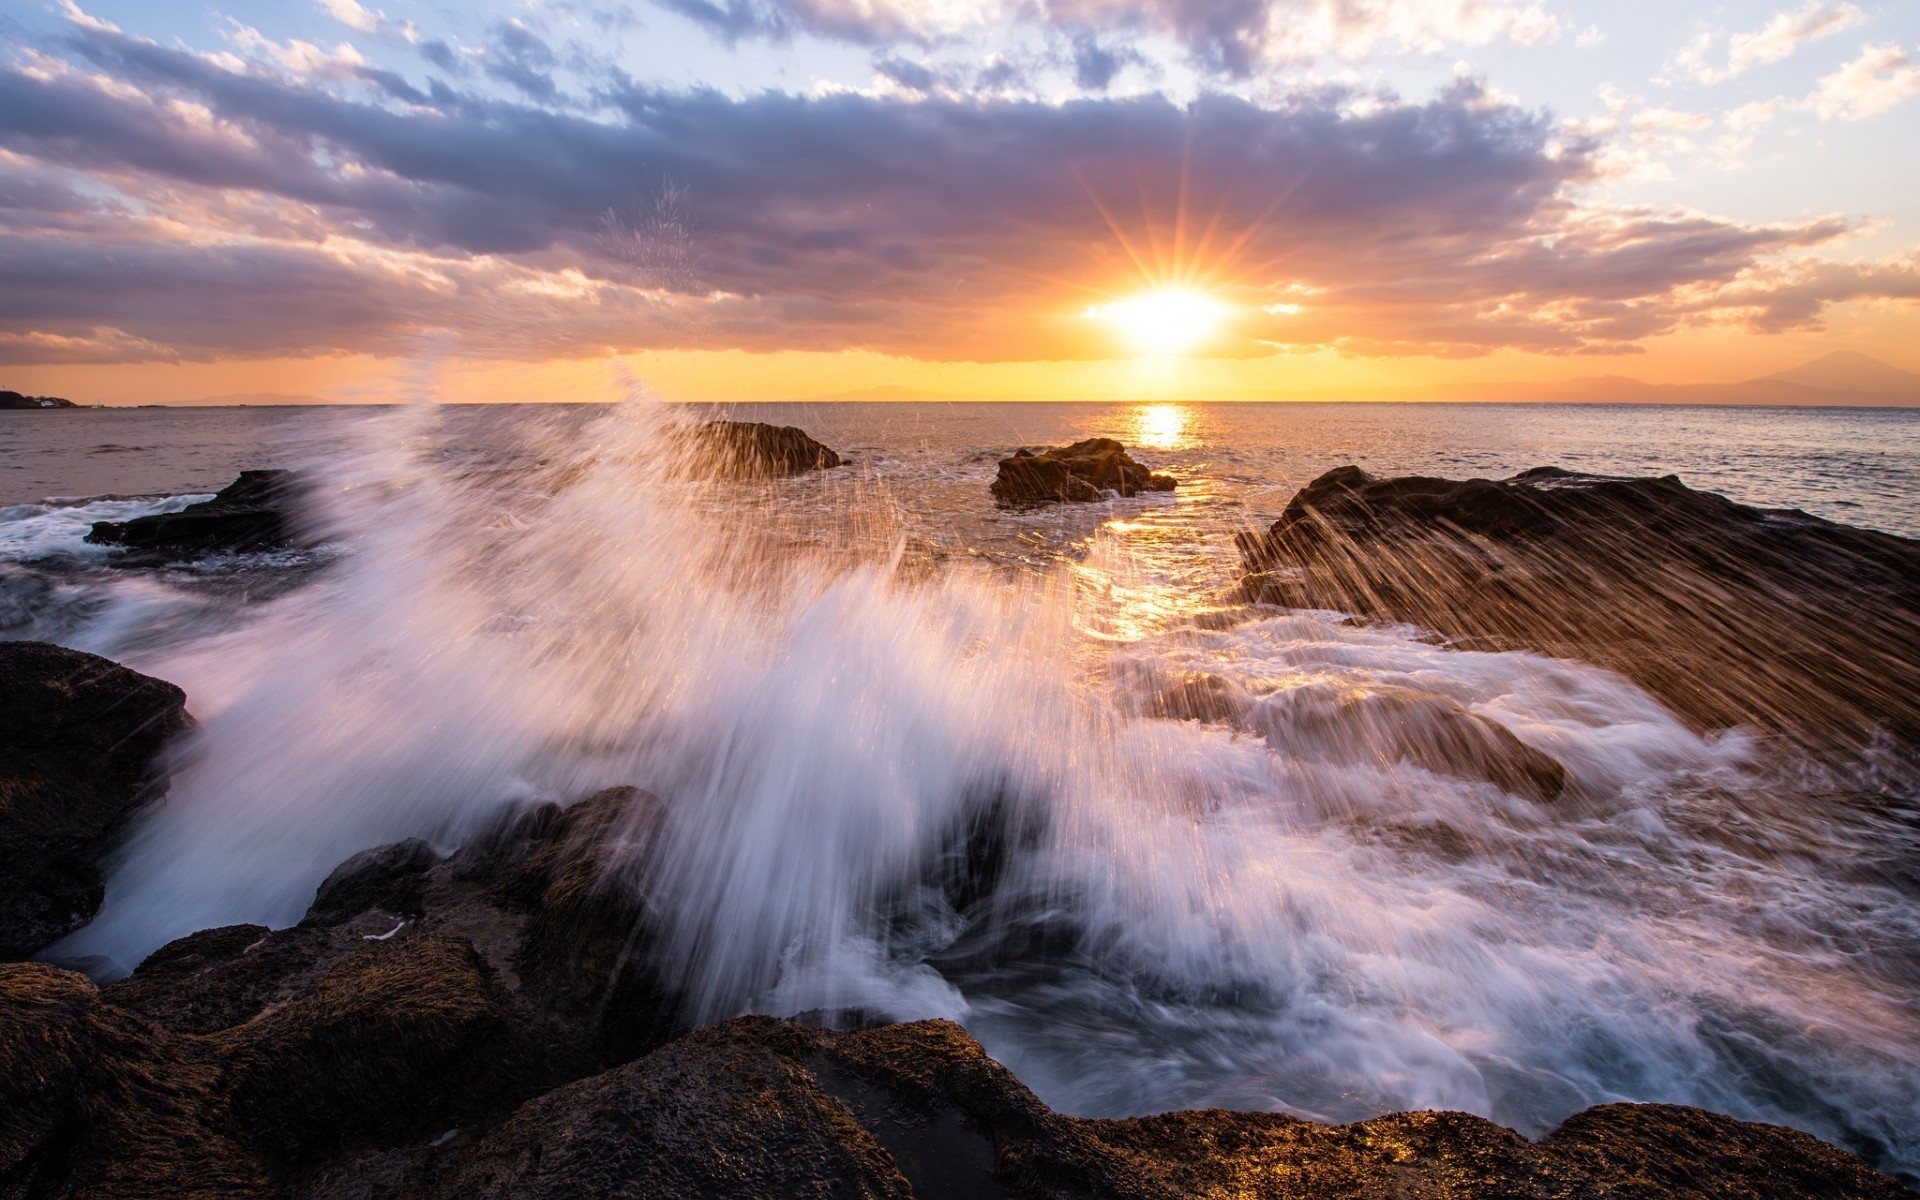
[86,469,306,562]
[991,438,1177,507]
[689,421,843,479]
[0,642,192,958]
[1239,466,1920,764]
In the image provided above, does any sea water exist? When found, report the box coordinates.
[3,398,1916,1175]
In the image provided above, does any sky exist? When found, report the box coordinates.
[0,0,1916,403]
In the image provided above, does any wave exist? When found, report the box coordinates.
[34,399,1920,1172]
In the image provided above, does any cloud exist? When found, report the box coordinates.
[484,21,560,100]
[0,17,1911,365]
[1672,1,1864,85]
[1809,42,1920,120]
[644,0,1562,77]
[317,0,381,34]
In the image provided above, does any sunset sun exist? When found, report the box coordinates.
[1089,289,1228,357]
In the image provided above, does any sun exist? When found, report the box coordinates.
[1088,289,1227,357]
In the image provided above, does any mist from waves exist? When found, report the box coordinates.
[45,399,1920,1176]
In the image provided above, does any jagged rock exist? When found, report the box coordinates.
[1239,466,1920,764]
[0,641,192,958]
[86,469,305,562]
[689,421,843,479]
[991,438,1177,507]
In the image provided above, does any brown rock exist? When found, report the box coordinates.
[688,421,843,479]
[1239,466,1920,768]
[991,438,1177,507]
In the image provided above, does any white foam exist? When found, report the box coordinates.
[41,399,1919,1174]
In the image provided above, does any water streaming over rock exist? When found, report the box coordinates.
[7,398,1917,1174]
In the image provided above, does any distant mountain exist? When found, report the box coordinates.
[0,389,75,409]
[194,392,332,406]
[1757,351,1920,395]
[797,385,979,402]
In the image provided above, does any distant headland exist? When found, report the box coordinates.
[0,389,76,409]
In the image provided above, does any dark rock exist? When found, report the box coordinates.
[306,838,441,925]
[1239,466,1920,765]
[426,1015,1915,1200]
[495,786,676,1062]
[688,421,842,479]
[86,469,306,561]
[100,922,336,1035]
[0,389,75,409]
[221,933,522,1170]
[0,641,192,958]
[13,914,1915,1199]
[0,962,270,1198]
[991,437,1178,507]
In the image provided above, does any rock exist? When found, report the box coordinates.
[306,838,441,924]
[688,421,843,479]
[220,933,523,1169]
[1239,466,1920,765]
[1244,684,1567,803]
[100,923,294,1034]
[990,438,1177,507]
[13,903,1915,1199]
[0,962,270,1198]
[493,787,676,1061]
[86,469,306,561]
[0,641,192,958]
[0,389,76,409]
[1142,670,1247,725]
[425,1016,1915,1200]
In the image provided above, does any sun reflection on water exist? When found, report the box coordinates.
[1133,403,1191,450]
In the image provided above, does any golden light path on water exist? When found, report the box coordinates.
[1130,402,1192,450]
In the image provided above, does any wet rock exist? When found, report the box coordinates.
[1245,684,1567,803]
[495,786,676,1062]
[306,838,441,924]
[991,438,1177,507]
[1239,466,1920,765]
[0,641,192,958]
[689,421,843,479]
[86,469,306,562]
[1143,671,1247,725]
[13,939,1915,1199]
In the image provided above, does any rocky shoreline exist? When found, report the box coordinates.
[7,456,1920,1197]
[1239,465,1920,774]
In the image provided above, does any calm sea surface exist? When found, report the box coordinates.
[4,400,1917,536]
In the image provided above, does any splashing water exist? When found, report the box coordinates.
[31,399,1920,1175]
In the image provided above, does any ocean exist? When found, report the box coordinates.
[4,399,1918,1175]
